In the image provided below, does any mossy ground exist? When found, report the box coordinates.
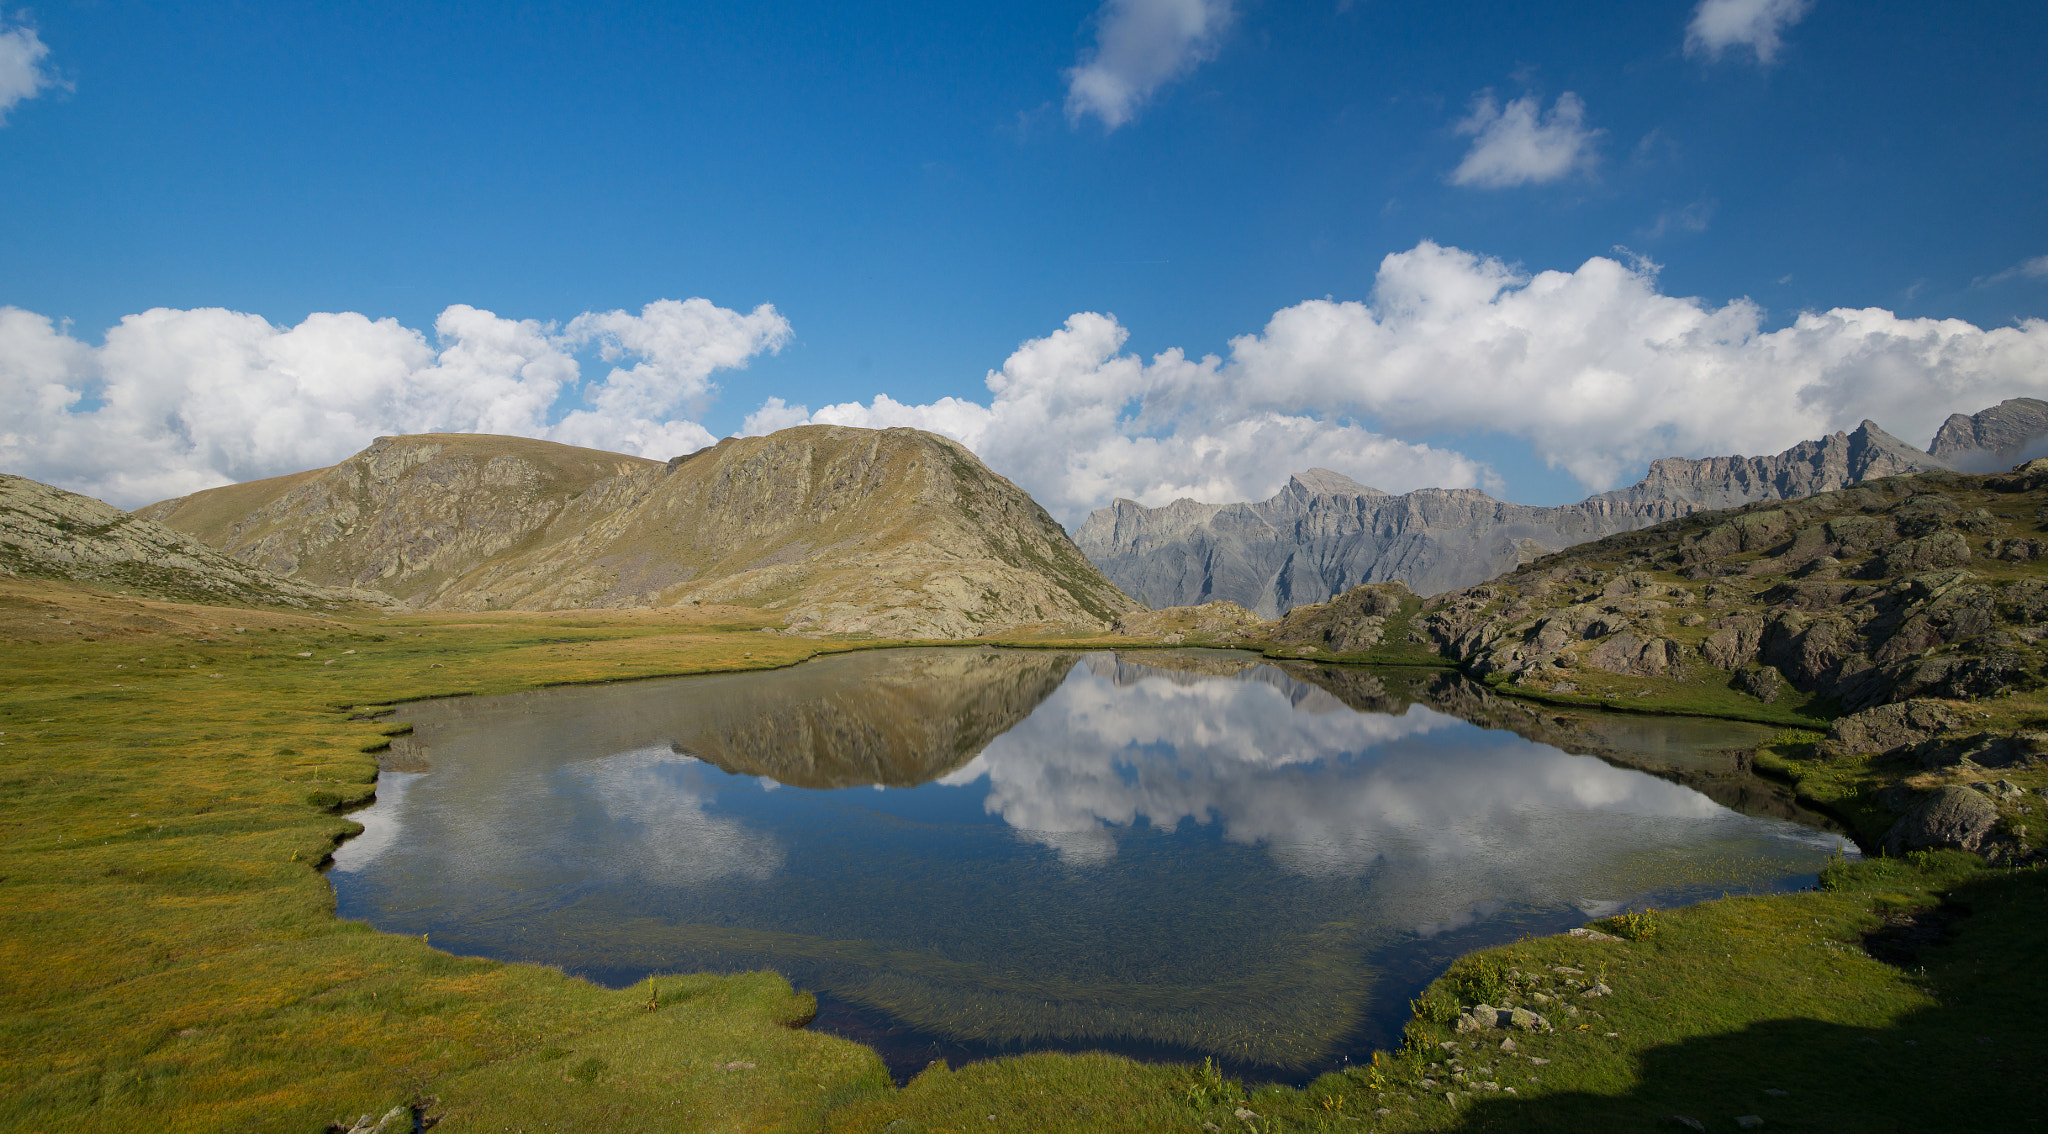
[5,575,2041,1132]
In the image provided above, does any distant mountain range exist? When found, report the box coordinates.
[1074,401,2048,615]
[131,426,1136,638]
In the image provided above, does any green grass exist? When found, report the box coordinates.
[6,576,2044,1132]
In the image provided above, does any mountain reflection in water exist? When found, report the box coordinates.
[331,647,1843,1081]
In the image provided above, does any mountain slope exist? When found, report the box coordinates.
[1417,463,2048,715]
[1075,421,1947,614]
[1929,397,2048,470]
[1,473,365,608]
[142,426,1138,637]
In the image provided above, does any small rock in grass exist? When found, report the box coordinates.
[1670,1118,1705,1132]
[1764,1089,1789,1097]
[1736,1117,1765,1130]
[1374,1109,1392,1117]
[1499,1037,1517,1052]
[1528,1058,1550,1066]
[1233,1108,1258,1122]
[1568,927,1621,942]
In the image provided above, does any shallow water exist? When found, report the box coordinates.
[331,648,1847,1082]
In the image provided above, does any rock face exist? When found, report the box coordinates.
[1074,422,1948,615]
[1589,420,1948,511]
[1415,468,2048,711]
[0,473,364,608]
[140,427,1138,637]
[1929,397,2048,471]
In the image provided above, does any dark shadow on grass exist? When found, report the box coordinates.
[1442,867,2047,1133]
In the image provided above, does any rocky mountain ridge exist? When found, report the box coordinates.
[1076,420,1951,615]
[138,426,1137,638]
[1929,397,2048,470]
[0,473,367,609]
[1252,462,2048,861]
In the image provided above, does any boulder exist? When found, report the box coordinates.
[1881,785,2000,855]
[1735,666,1786,703]
[1454,1004,1553,1033]
[1585,632,1683,678]
[1825,701,1965,758]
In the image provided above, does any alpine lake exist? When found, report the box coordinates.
[329,647,1852,1084]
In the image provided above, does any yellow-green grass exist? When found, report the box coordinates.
[6,574,2041,1133]
[0,577,917,1132]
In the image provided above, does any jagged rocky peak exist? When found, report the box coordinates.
[1929,397,2048,470]
[1074,420,1965,617]
[1286,468,1385,497]
[1592,420,1949,511]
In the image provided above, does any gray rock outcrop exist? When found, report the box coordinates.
[1415,469,2048,711]
[0,473,367,608]
[1075,422,1948,615]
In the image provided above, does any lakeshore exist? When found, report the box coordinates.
[2,574,2040,1133]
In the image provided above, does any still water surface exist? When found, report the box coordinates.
[331,648,1845,1081]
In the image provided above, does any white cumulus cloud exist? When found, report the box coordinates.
[749,241,2048,524]
[0,18,60,123]
[1685,0,1814,65]
[0,299,788,508]
[747,310,1490,526]
[1064,0,1234,131]
[1450,91,1601,188]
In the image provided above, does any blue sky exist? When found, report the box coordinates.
[3,1,2047,517]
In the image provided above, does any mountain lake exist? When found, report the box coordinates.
[329,647,1853,1083]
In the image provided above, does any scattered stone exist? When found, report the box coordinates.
[1671,1118,1706,1132]
[1455,1004,1554,1033]
[1567,928,1621,942]
[720,1060,756,1071]
[1764,1089,1789,1097]
[1233,1107,1259,1123]
[1528,1058,1550,1066]
[1374,1108,1392,1117]
[1579,982,1613,998]
[296,651,313,657]
[1736,1117,1765,1130]
[336,1107,409,1134]
[1499,1037,1518,1052]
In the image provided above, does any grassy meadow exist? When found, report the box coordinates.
[3,575,2042,1132]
